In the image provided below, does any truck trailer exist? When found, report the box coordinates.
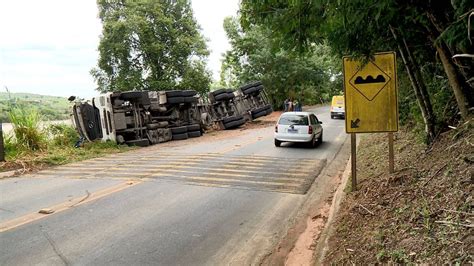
[71,81,272,147]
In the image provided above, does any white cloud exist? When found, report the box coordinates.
[0,0,238,98]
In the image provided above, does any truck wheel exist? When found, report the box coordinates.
[167,97,185,104]
[184,96,198,103]
[120,91,144,100]
[252,110,267,120]
[125,139,150,147]
[187,130,201,138]
[211,88,227,97]
[239,81,262,91]
[214,93,229,102]
[186,124,201,132]
[165,90,183,98]
[172,133,188,140]
[181,90,197,97]
[170,126,187,134]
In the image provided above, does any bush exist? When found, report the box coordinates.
[8,107,45,151]
[47,124,79,146]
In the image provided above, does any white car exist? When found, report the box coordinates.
[274,112,323,147]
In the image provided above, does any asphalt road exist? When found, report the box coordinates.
[0,106,347,265]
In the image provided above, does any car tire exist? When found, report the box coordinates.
[308,136,317,148]
[172,133,188,140]
[125,139,150,147]
[274,139,281,147]
[187,130,201,138]
[318,131,323,144]
[170,126,187,134]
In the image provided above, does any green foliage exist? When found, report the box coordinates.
[8,107,45,151]
[47,124,79,146]
[239,0,473,136]
[91,0,212,95]
[221,17,342,109]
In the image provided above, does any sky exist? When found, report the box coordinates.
[0,0,239,99]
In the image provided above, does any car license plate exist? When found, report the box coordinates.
[288,128,298,133]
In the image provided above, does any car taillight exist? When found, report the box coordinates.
[308,126,313,134]
[275,125,278,133]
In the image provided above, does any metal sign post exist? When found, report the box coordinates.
[343,52,399,191]
[351,133,357,190]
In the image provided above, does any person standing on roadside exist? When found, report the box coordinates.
[284,98,289,112]
[288,99,293,111]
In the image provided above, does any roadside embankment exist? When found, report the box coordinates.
[322,120,473,264]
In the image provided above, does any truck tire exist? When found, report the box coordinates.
[222,115,242,124]
[224,117,245,129]
[186,124,201,132]
[214,93,229,102]
[187,130,201,138]
[239,81,262,91]
[171,126,187,134]
[181,90,197,97]
[211,88,227,97]
[184,96,198,103]
[120,91,144,100]
[165,90,183,98]
[252,110,267,120]
[172,133,188,140]
[167,96,185,104]
[125,139,150,147]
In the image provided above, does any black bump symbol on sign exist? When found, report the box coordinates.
[354,75,386,84]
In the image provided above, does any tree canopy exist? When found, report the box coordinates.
[91,0,212,95]
[240,0,473,142]
[220,17,342,108]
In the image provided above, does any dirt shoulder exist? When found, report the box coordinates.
[322,120,473,264]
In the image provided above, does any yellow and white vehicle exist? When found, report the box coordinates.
[330,95,345,119]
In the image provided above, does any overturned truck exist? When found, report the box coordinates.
[71,81,272,147]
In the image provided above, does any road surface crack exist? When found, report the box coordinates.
[40,225,70,266]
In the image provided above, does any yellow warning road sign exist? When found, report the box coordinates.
[343,52,398,133]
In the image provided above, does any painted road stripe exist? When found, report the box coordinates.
[150,174,302,188]
[139,168,306,184]
[0,180,142,233]
[113,165,311,178]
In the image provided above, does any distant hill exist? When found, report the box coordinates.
[0,92,70,123]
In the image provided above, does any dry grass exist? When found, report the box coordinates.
[324,119,473,264]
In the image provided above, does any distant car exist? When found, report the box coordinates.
[330,95,345,119]
[274,112,323,147]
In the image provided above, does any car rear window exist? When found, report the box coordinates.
[279,115,309,125]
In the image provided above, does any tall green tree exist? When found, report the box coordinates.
[221,17,342,108]
[240,0,473,142]
[91,0,212,95]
